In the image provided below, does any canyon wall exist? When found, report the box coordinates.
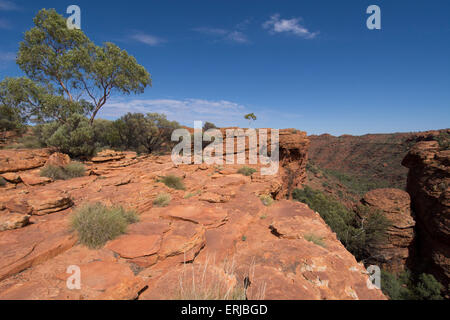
[402,141,449,295]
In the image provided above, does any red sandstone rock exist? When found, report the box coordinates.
[402,141,449,295]
[361,188,415,272]
[0,133,389,300]
[45,152,71,167]
[0,149,52,173]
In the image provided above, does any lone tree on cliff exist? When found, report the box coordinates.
[244,113,257,128]
[2,8,151,125]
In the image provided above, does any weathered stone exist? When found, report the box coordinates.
[361,188,415,272]
[45,152,71,167]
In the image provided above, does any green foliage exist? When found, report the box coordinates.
[39,114,95,158]
[71,203,138,249]
[0,177,6,187]
[203,122,217,131]
[260,195,274,206]
[160,175,186,190]
[238,166,257,176]
[244,113,257,121]
[323,168,391,196]
[412,273,444,300]
[304,233,326,248]
[40,162,86,180]
[10,8,149,125]
[381,270,443,300]
[292,186,390,262]
[153,193,172,207]
[114,113,180,154]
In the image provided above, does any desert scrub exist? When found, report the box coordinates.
[153,193,172,207]
[260,195,274,206]
[237,166,256,176]
[40,162,85,180]
[71,203,139,249]
[159,175,185,190]
[304,233,326,248]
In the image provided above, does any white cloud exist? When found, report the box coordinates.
[192,27,228,36]
[0,0,19,11]
[99,98,249,127]
[263,14,318,39]
[226,31,248,44]
[193,24,250,44]
[130,32,166,46]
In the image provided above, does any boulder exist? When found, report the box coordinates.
[44,152,71,167]
[0,149,52,174]
[26,190,73,215]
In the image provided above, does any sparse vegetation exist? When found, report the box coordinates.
[40,162,86,180]
[159,175,186,190]
[238,166,256,176]
[433,131,450,150]
[304,233,326,248]
[153,193,172,207]
[177,257,252,300]
[292,186,390,262]
[381,270,444,300]
[71,203,139,249]
[260,195,274,207]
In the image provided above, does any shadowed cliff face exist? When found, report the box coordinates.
[360,188,415,273]
[0,131,385,300]
[402,141,450,295]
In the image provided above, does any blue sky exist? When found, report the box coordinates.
[0,0,449,135]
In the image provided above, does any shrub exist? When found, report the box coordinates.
[203,121,217,131]
[304,233,326,248]
[292,186,390,262]
[40,114,96,158]
[160,175,185,190]
[237,166,256,176]
[153,193,172,207]
[0,177,6,187]
[260,195,274,207]
[71,203,138,249]
[381,270,443,300]
[412,273,443,300]
[40,162,86,180]
[381,270,411,300]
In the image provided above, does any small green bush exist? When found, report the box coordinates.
[71,203,139,249]
[160,175,186,190]
[40,162,86,180]
[237,166,256,176]
[153,193,172,207]
[304,233,326,248]
[260,195,274,206]
[0,177,6,187]
[381,270,444,300]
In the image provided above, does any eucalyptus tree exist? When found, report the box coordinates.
[15,8,151,124]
